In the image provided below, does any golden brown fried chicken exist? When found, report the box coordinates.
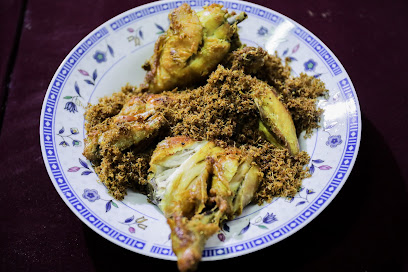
[252,80,300,155]
[83,94,169,162]
[141,3,246,93]
[225,46,327,138]
[221,47,300,154]
[147,136,261,271]
[211,149,261,216]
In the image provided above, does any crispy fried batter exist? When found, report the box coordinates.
[84,61,321,202]
[84,85,136,131]
[158,66,258,144]
[95,145,151,200]
[243,143,310,204]
[83,6,328,270]
[281,73,328,136]
[223,46,291,90]
[224,47,328,136]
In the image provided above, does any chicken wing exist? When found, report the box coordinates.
[83,94,169,162]
[141,3,246,93]
[147,136,261,271]
[252,81,300,155]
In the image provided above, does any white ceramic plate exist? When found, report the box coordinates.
[40,0,361,261]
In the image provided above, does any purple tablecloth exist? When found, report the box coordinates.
[1,0,407,271]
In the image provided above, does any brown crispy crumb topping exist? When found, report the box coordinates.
[84,47,327,202]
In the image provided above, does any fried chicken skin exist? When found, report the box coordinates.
[147,136,261,271]
[252,81,300,155]
[83,94,169,162]
[141,3,246,93]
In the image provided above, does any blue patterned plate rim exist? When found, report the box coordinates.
[39,0,361,261]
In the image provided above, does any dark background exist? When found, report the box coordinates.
[1,0,407,271]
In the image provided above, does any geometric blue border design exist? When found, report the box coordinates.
[109,0,341,81]
[42,26,147,251]
[46,27,110,102]
[151,245,176,256]
[141,75,360,258]
[293,27,342,76]
[41,0,360,260]
[110,0,285,32]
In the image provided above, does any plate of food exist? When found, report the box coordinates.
[40,0,361,271]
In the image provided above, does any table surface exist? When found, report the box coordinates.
[1,0,407,271]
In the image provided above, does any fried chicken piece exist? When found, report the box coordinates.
[252,80,300,155]
[141,3,246,93]
[218,49,300,154]
[147,136,261,271]
[148,137,220,271]
[83,94,169,162]
[258,120,284,149]
[148,137,215,211]
[211,149,261,216]
[225,46,328,137]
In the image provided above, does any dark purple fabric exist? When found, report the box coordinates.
[0,0,24,116]
[0,0,407,271]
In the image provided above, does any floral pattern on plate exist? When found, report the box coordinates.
[40,0,361,261]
